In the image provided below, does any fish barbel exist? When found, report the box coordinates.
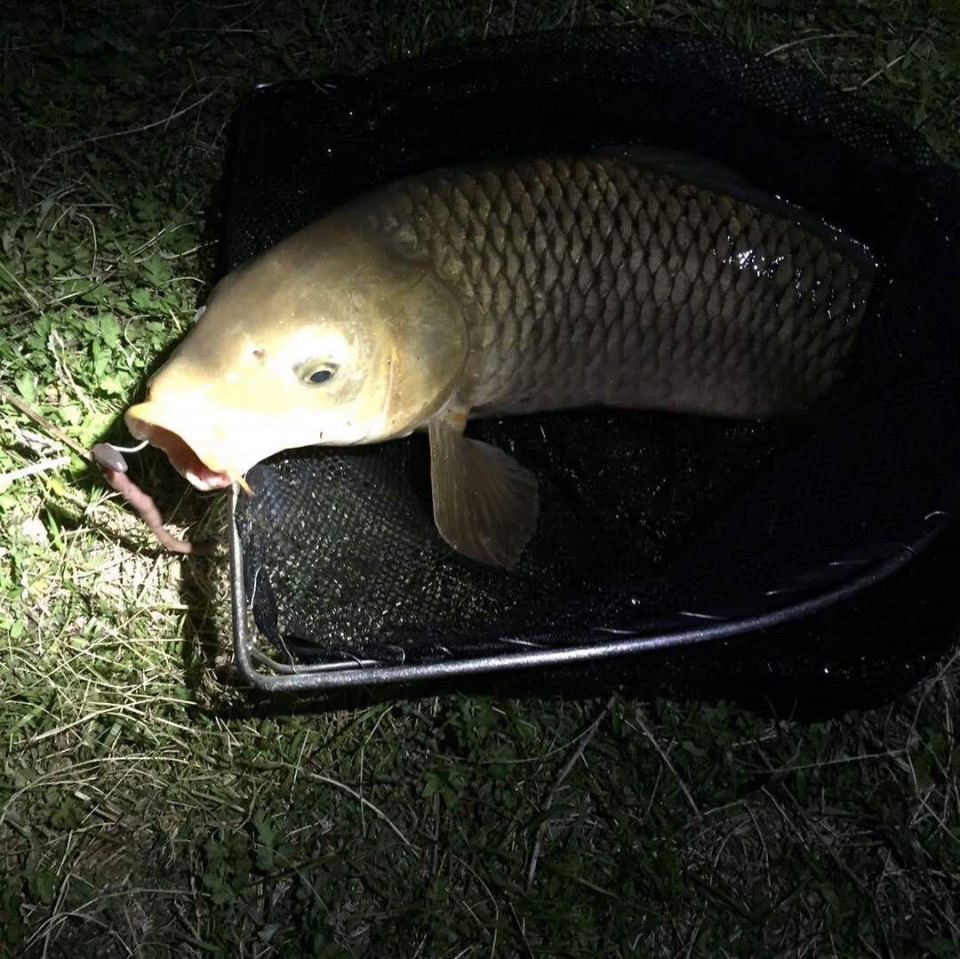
[125,147,875,567]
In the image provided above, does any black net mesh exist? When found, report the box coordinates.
[225,26,960,703]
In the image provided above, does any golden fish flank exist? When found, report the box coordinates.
[125,147,875,568]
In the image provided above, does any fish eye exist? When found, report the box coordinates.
[298,362,337,386]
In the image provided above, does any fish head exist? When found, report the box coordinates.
[124,216,469,490]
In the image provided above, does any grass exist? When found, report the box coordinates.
[1,0,960,955]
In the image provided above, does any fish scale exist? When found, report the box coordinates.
[294,153,866,419]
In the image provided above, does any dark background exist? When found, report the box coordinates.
[1,2,959,956]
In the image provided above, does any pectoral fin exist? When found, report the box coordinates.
[428,416,539,569]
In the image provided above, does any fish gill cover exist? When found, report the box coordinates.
[226,26,960,708]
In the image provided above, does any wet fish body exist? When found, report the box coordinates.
[371,151,873,420]
[126,147,875,567]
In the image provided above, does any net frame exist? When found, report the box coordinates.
[222,26,960,709]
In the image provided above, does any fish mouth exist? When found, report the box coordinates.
[125,416,234,492]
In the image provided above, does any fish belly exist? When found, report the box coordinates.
[368,151,875,420]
